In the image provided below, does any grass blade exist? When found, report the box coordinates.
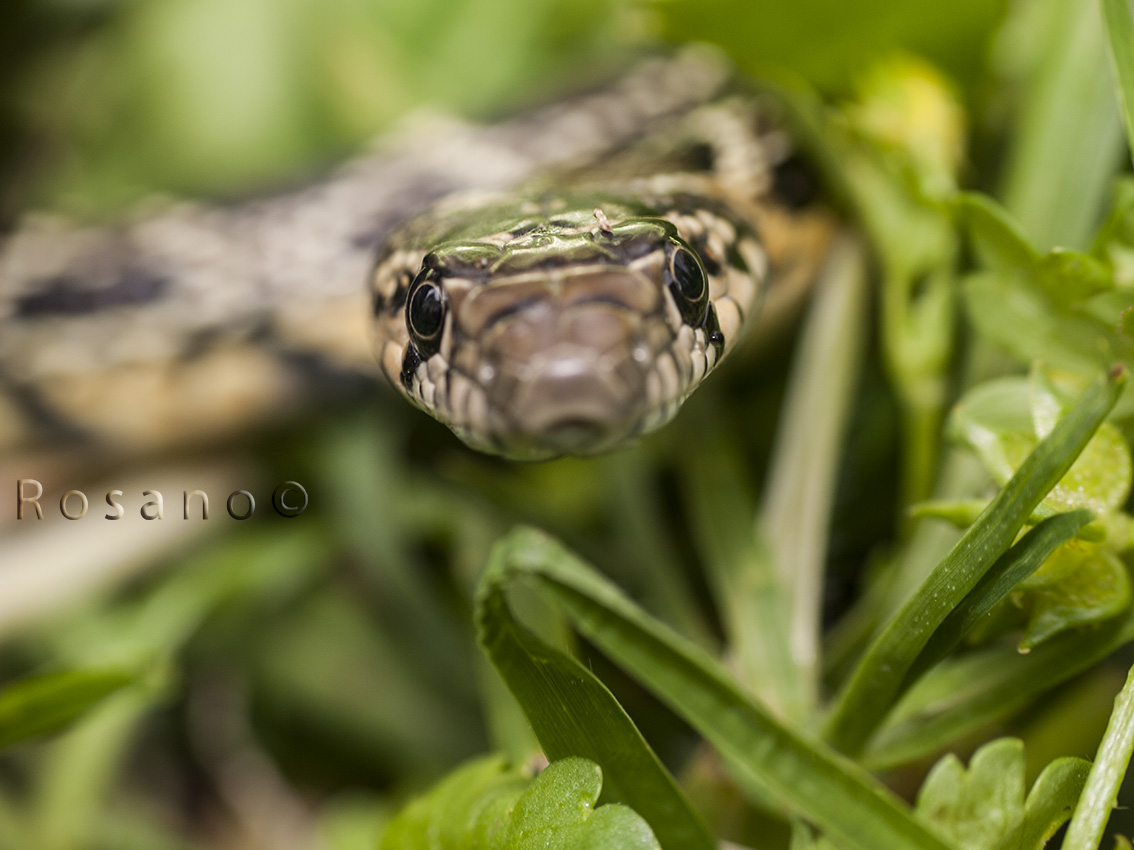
[760,234,870,717]
[824,370,1124,756]
[903,508,1094,687]
[476,553,716,850]
[1103,0,1134,162]
[479,528,953,850]
[866,612,1134,769]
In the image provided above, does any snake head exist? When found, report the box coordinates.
[371,193,761,460]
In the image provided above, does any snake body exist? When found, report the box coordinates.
[0,49,832,457]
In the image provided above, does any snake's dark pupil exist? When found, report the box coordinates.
[407,276,446,358]
[668,244,708,325]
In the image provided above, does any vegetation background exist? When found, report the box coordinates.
[2,0,1134,848]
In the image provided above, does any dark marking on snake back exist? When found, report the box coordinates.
[772,152,820,210]
[15,270,169,318]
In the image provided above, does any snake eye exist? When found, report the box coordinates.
[406,270,447,358]
[667,241,708,326]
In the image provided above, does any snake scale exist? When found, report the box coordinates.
[0,48,835,459]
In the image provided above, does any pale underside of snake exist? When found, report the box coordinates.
[0,48,836,460]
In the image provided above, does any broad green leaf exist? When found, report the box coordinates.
[478,527,953,850]
[0,670,134,751]
[475,555,716,850]
[379,756,661,850]
[915,738,1026,850]
[824,370,1123,756]
[1062,660,1134,850]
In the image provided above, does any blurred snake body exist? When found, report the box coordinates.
[0,50,833,459]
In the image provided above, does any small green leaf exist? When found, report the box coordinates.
[505,758,660,850]
[951,371,1133,515]
[915,738,1025,850]
[914,740,1090,850]
[1036,250,1114,305]
[0,670,134,750]
[1021,544,1132,649]
[1003,757,1090,850]
[380,757,661,850]
[954,193,1038,273]
[949,377,1034,481]
[379,756,525,850]
[1042,422,1133,515]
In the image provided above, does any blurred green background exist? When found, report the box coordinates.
[3,0,1131,849]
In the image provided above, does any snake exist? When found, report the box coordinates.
[0,48,835,460]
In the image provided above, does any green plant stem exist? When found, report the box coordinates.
[759,233,869,719]
[1061,661,1134,850]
